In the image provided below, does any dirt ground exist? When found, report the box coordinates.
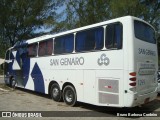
[0,77,160,120]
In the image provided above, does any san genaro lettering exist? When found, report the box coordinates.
[50,57,84,66]
[138,48,156,56]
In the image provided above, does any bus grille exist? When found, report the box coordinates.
[99,93,119,104]
[98,79,119,93]
[98,79,119,104]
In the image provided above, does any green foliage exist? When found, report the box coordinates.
[0,0,60,46]
[0,44,8,59]
[158,36,160,65]
[110,0,146,18]
[52,0,160,63]
[53,0,160,34]
[141,0,160,30]
[0,0,159,63]
[52,0,111,32]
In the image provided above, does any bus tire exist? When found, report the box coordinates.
[63,85,77,106]
[11,78,17,89]
[50,83,62,102]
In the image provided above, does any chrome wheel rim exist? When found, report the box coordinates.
[65,90,73,102]
[52,88,59,97]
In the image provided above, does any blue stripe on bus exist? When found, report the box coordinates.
[16,50,21,66]
[9,52,14,76]
[31,62,45,93]
[23,57,30,87]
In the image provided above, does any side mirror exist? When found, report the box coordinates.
[0,63,4,70]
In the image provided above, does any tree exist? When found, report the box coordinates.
[141,0,160,30]
[53,0,160,63]
[51,0,111,32]
[55,0,160,33]
[0,0,60,46]
[109,0,146,18]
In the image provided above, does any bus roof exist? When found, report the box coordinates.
[23,16,154,44]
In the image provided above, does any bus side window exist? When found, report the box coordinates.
[105,23,122,49]
[39,41,46,56]
[47,39,53,55]
[75,27,104,52]
[94,27,104,50]
[5,51,10,60]
[54,34,74,54]
[27,43,38,57]
[38,39,53,56]
[5,50,14,60]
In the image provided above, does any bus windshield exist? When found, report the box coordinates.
[134,20,156,44]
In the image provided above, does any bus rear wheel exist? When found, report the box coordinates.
[50,83,62,102]
[63,85,77,106]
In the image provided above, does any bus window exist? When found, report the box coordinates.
[38,39,53,56]
[5,50,14,60]
[47,40,53,55]
[54,34,74,54]
[75,27,104,52]
[5,50,10,60]
[27,43,38,57]
[39,41,46,56]
[105,23,122,49]
[134,20,156,44]
[10,51,14,60]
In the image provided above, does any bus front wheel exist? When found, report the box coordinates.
[10,77,17,89]
[63,85,77,106]
[50,83,62,102]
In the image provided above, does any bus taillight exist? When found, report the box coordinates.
[129,72,136,76]
[129,77,136,81]
[129,82,136,86]
[129,72,137,87]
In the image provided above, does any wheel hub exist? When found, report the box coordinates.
[66,90,73,102]
[53,88,59,97]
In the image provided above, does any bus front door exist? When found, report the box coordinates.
[12,50,24,87]
[4,50,12,85]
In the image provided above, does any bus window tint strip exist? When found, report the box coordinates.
[75,27,104,52]
[27,22,123,58]
[105,23,122,49]
[47,40,53,55]
[134,20,156,44]
[54,34,74,54]
[38,39,53,56]
[27,43,38,57]
[39,41,46,56]
[5,51,10,60]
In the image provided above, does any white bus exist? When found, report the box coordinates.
[3,16,158,107]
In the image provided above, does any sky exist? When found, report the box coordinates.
[34,3,66,34]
